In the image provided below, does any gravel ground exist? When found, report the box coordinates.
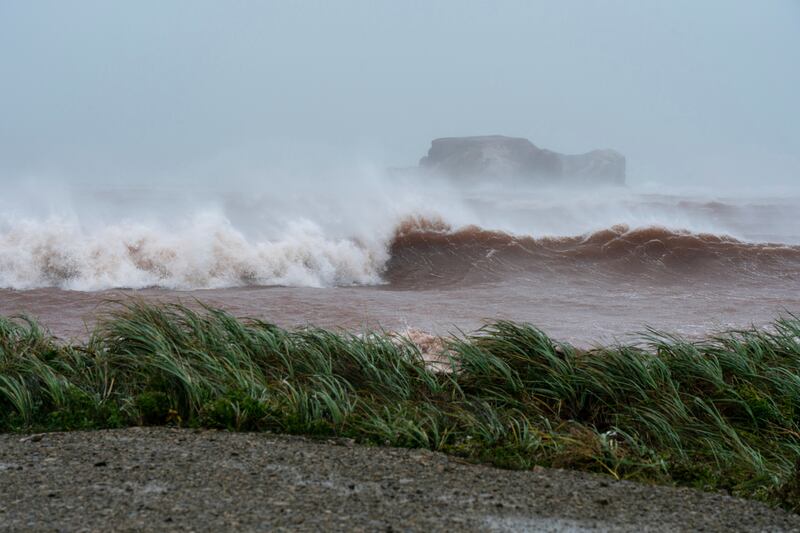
[1,428,799,532]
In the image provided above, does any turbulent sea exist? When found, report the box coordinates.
[1,174,799,345]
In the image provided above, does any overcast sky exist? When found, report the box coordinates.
[1,1,798,186]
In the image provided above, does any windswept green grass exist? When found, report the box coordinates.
[3,301,800,510]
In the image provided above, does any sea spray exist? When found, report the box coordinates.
[2,169,800,290]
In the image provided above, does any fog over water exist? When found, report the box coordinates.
[0,1,798,342]
[2,1,799,182]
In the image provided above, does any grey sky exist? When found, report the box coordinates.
[1,1,798,185]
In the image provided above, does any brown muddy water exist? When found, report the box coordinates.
[1,280,796,347]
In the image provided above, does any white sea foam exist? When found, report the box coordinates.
[0,213,390,290]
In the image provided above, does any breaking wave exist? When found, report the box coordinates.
[0,214,388,290]
[2,210,799,291]
[3,172,800,292]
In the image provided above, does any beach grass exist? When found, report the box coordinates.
[2,301,800,510]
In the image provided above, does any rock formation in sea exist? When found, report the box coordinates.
[418,135,625,185]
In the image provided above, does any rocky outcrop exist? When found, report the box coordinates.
[419,135,625,184]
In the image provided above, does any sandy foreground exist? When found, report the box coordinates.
[1,428,799,532]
